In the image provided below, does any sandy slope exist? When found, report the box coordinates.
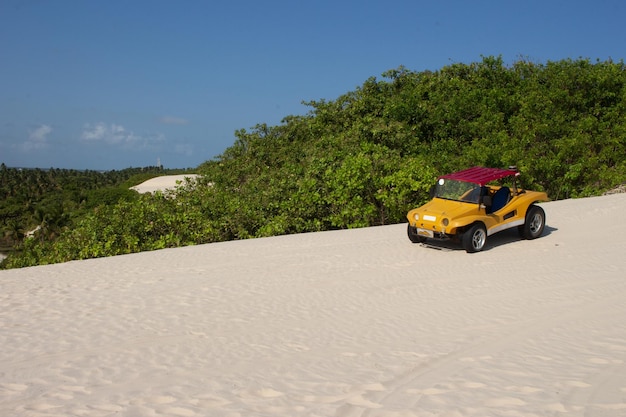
[1,194,626,416]
[130,174,199,194]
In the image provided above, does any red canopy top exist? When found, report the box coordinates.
[439,166,519,186]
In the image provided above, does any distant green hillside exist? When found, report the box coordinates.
[0,166,192,261]
[3,56,625,268]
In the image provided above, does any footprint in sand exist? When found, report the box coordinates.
[58,385,90,394]
[25,403,60,411]
[546,403,568,412]
[423,388,449,395]
[528,355,553,361]
[285,342,310,352]
[459,355,493,363]
[346,394,383,408]
[461,381,486,389]
[90,404,124,413]
[0,383,28,394]
[505,385,543,393]
[405,387,448,395]
[195,396,232,407]
[148,395,177,404]
[566,380,591,388]
[163,407,196,416]
[484,397,527,407]
[359,383,385,392]
[50,392,73,400]
[255,388,284,398]
[239,387,285,400]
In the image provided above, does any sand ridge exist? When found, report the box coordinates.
[130,174,200,194]
[1,193,626,416]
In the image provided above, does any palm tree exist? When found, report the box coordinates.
[6,220,24,244]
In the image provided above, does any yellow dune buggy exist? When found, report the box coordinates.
[407,166,548,252]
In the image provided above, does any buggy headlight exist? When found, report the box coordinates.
[413,213,419,221]
[442,218,449,227]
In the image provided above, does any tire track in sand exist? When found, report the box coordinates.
[342,280,626,417]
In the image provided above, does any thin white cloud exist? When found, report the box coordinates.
[81,122,165,149]
[30,124,52,141]
[80,122,107,141]
[160,116,189,125]
[81,122,136,145]
[22,124,52,151]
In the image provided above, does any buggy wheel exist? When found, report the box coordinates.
[463,223,487,253]
[520,205,545,240]
[407,224,427,243]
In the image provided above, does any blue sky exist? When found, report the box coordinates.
[1,0,624,170]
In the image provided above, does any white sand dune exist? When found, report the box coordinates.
[130,174,199,194]
[2,193,626,416]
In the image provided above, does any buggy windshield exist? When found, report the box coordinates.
[434,178,482,203]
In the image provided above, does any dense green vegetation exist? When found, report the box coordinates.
[2,56,625,269]
[0,166,193,258]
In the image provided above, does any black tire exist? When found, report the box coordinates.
[462,223,487,253]
[407,224,427,243]
[520,205,545,240]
